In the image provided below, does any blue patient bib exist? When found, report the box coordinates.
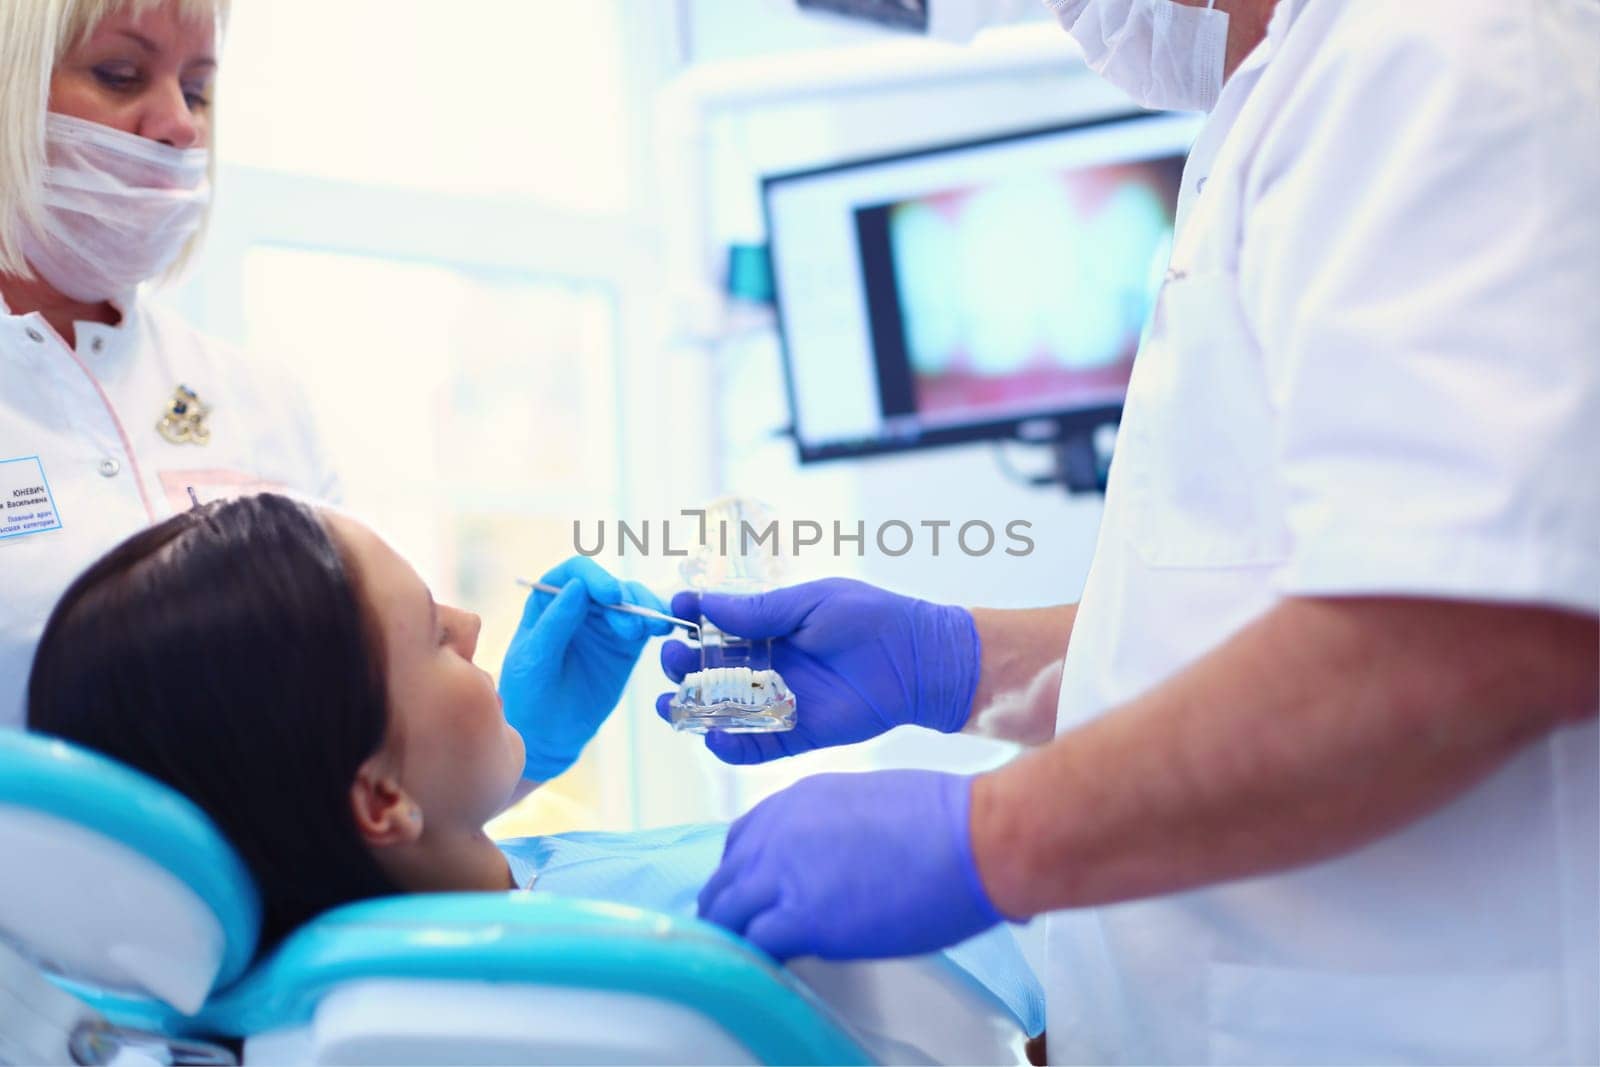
[500,824,1045,1037]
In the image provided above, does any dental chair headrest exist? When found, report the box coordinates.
[0,730,261,1014]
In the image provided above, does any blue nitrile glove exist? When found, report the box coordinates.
[655,578,980,764]
[501,557,672,781]
[698,769,1003,960]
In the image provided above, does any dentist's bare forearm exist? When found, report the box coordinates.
[963,604,1077,745]
[972,596,1598,917]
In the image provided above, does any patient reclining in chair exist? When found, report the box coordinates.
[25,493,1042,1040]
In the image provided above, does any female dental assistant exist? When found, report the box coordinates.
[0,0,655,750]
[661,0,1599,1062]
[0,0,336,726]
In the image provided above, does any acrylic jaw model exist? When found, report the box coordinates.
[669,498,797,734]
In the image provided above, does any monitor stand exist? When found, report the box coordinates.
[1051,421,1118,495]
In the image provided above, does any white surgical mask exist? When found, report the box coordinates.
[21,113,210,303]
[1050,0,1230,113]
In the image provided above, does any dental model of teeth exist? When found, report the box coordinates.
[683,667,781,707]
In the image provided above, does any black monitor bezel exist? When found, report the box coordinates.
[763,109,1177,466]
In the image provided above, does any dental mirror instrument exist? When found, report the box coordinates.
[514,577,700,637]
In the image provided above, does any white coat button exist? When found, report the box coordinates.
[25,327,44,343]
[98,458,121,477]
[90,337,105,353]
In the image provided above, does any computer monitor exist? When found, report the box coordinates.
[764,111,1201,468]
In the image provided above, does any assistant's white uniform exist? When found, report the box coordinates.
[0,294,336,726]
[1046,0,1599,1062]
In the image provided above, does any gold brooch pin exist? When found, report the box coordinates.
[157,384,211,445]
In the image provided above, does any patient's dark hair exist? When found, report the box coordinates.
[27,492,398,951]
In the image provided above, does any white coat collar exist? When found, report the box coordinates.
[1223,0,1309,86]
[1266,0,1310,48]
[0,288,141,368]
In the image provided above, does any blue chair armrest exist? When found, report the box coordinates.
[198,893,873,1066]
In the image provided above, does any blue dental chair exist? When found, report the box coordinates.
[0,732,1032,1065]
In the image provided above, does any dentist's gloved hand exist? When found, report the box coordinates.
[502,557,671,781]
[699,769,1004,960]
[656,578,980,764]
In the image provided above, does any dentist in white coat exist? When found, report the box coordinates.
[668,0,1600,1062]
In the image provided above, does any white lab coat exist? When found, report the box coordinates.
[0,293,337,726]
[1046,0,1599,1062]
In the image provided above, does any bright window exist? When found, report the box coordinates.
[218,0,630,214]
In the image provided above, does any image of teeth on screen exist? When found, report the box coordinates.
[872,160,1180,424]
[767,114,1196,469]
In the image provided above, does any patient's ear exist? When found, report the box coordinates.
[350,754,423,847]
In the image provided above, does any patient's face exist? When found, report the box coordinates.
[325,513,524,832]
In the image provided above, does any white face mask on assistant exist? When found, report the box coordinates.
[1050,0,1230,113]
[21,113,210,304]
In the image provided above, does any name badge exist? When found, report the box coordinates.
[0,456,64,541]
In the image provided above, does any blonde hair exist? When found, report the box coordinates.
[0,0,229,282]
